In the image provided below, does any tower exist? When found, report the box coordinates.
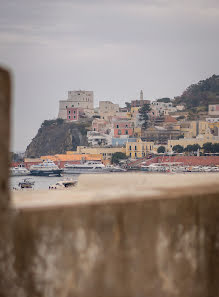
[140,90,143,101]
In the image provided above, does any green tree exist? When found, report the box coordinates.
[184,144,201,154]
[111,152,127,164]
[212,143,219,153]
[178,134,184,139]
[157,97,171,103]
[172,145,184,153]
[192,144,201,152]
[203,142,213,153]
[125,102,131,112]
[139,104,151,129]
[157,146,165,154]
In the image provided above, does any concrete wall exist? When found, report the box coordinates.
[8,173,219,297]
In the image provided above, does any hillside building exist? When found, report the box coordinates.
[208,104,219,116]
[99,101,119,114]
[58,90,94,119]
[75,146,126,160]
[112,119,134,138]
[66,107,84,122]
[131,90,150,107]
[126,138,154,159]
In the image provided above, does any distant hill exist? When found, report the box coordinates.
[174,75,219,110]
[25,119,91,158]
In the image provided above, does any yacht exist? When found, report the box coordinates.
[30,160,62,176]
[64,161,108,174]
[10,164,30,176]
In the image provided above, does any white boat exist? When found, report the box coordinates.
[10,164,30,176]
[64,161,108,174]
[49,179,77,190]
[30,160,62,176]
[105,165,127,172]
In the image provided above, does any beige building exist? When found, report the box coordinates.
[74,146,126,160]
[126,138,154,159]
[58,90,94,119]
[180,121,210,138]
[99,101,119,114]
[208,104,219,116]
[168,135,219,151]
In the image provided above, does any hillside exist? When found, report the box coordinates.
[174,74,219,110]
[25,119,91,158]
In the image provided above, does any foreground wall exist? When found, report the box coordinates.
[5,174,219,297]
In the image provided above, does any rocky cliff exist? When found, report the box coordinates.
[25,119,91,157]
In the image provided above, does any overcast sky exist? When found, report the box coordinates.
[0,0,219,151]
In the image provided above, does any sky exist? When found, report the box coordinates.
[0,0,219,152]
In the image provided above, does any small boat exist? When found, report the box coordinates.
[10,164,30,176]
[105,165,127,172]
[18,178,35,189]
[49,179,77,189]
[30,159,63,176]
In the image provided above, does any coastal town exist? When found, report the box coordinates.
[11,75,219,179]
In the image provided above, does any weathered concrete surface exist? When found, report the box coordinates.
[7,174,219,297]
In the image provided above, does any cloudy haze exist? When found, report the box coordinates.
[0,0,219,151]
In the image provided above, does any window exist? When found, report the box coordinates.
[72,105,74,107]
[116,125,119,128]
[125,130,128,135]
[129,145,131,150]
[135,152,137,157]
[68,116,71,119]
[66,106,67,109]
[68,110,71,114]
[118,130,121,135]
[74,111,76,114]
[130,153,132,157]
[135,146,137,151]
[74,116,76,119]
[125,124,128,128]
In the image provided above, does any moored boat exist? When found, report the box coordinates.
[64,161,108,174]
[18,178,35,189]
[10,164,30,176]
[30,160,62,176]
[49,179,77,189]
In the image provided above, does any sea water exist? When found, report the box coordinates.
[10,174,80,190]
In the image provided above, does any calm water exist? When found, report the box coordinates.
[10,174,80,190]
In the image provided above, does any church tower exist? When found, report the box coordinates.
[140,90,143,101]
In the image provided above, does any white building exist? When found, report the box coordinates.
[208,104,219,116]
[151,101,177,117]
[58,90,94,119]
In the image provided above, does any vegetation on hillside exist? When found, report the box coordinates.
[174,75,219,110]
[139,104,151,129]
